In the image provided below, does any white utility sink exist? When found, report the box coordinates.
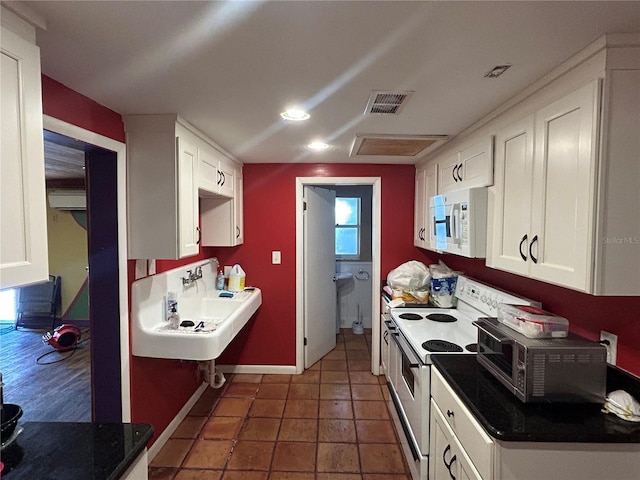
[132,289,262,361]
[130,260,262,361]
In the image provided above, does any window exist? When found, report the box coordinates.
[335,197,360,257]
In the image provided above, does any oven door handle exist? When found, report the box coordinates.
[390,331,422,368]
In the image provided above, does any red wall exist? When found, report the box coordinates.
[213,163,417,365]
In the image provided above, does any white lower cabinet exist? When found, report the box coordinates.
[431,367,640,480]
[430,400,483,480]
[1,10,49,289]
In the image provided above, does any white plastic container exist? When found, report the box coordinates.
[228,264,246,292]
[497,304,569,338]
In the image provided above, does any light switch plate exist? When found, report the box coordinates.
[135,259,147,279]
[272,251,281,264]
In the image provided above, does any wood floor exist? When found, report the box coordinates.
[0,325,91,422]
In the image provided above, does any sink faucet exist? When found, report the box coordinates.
[181,257,219,286]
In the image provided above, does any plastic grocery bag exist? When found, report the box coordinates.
[387,261,431,303]
[429,261,458,308]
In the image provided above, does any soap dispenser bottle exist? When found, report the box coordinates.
[168,306,180,329]
[216,268,225,290]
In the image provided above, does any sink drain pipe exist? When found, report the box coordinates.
[199,360,226,388]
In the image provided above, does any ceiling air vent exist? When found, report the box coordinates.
[364,90,414,115]
[349,134,449,158]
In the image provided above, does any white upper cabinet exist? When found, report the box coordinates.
[414,163,438,249]
[199,146,235,199]
[1,9,48,289]
[125,115,202,259]
[200,165,244,247]
[490,83,599,291]
[126,114,244,256]
[438,137,494,193]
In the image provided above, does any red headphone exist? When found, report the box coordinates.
[42,324,82,351]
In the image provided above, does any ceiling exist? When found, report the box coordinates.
[21,1,640,165]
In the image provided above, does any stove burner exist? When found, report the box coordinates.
[425,313,457,323]
[398,313,423,321]
[465,343,478,352]
[422,340,463,353]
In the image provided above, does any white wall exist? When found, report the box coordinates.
[336,261,373,329]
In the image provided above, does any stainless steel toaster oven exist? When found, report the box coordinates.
[473,317,607,403]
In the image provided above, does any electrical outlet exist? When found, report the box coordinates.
[600,331,618,365]
[272,251,281,264]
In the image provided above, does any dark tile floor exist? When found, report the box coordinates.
[148,328,411,480]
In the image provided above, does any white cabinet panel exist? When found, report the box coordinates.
[489,116,534,276]
[438,137,493,193]
[414,163,437,249]
[0,21,48,288]
[177,137,200,258]
[529,82,598,290]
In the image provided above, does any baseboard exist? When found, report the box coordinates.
[218,364,298,375]
[147,382,208,461]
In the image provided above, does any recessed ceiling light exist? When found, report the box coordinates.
[280,108,310,121]
[307,141,330,151]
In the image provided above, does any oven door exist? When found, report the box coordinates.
[390,330,430,456]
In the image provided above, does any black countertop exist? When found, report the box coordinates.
[2,422,153,479]
[431,354,640,443]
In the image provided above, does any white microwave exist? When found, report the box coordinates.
[429,187,488,258]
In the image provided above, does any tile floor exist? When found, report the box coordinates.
[148,328,411,480]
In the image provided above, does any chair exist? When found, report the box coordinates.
[15,275,62,329]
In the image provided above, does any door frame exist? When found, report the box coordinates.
[295,177,382,375]
[42,115,131,421]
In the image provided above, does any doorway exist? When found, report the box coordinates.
[296,177,382,375]
[42,116,130,421]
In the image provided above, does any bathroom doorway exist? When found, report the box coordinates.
[296,177,382,375]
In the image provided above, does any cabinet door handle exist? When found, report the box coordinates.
[457,163,463,182]
[519,234,528,261]
[236,226,240,239]
[447,409,454,418]
[196,226,201,245]
[221,171,225,186]
[443,444,457,479]
[529,234,538,264]
[217,170,222,186]
[452,164,459,182]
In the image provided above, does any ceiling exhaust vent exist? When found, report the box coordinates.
[364,90,414,115]
[349,134,449,158]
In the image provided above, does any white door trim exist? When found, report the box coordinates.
[295,176,382,375]
[42,115,131,421]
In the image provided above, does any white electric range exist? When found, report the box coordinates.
[382,275,539,480]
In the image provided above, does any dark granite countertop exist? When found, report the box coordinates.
[431,354,640,443]
[2,422,153,479]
